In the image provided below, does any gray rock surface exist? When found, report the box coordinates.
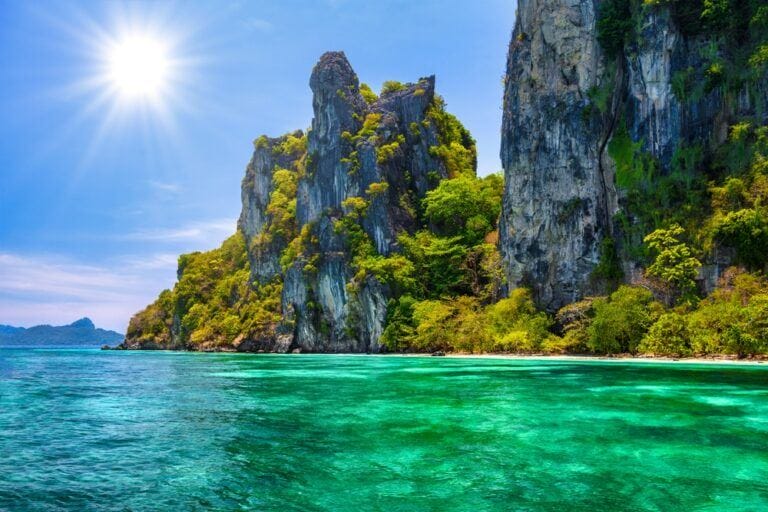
[255,52,457,352]
[499,0,768,309]
[499,0,611,311]
[239,131,305,284]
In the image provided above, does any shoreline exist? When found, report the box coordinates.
[438,353,768,366]
[97,346,768,366]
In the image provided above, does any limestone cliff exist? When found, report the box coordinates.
[500,0,768,310]
[263,52,459,353]
[123,51,475,352]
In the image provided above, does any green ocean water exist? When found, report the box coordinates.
[1,350,767,511]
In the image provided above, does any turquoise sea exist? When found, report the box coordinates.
[1,349,767,511]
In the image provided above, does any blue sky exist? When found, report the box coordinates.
[0,0,515,331]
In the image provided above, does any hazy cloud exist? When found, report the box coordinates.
[121,218,236,243]
[148,180,182,194]
[243,18,273,32]
[0,252,181,332]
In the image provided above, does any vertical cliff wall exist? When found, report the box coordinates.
[238,52,468,352]
[500,0,768,310]
[499,0,612,311]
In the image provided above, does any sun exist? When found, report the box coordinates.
[107,35,170,99]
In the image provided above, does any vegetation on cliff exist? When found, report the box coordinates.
[126,4,768,358]
[126,233,283,350]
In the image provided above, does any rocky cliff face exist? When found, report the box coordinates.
[499,0,612,311]
[500,0,768,310]
[239,131,305,284]
[238,52,462,352]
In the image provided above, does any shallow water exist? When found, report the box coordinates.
[1,349,767,511]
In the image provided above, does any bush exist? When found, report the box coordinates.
[596,0,632,59]
[359,83,378,104]
[639,312,693,357]
[485,289,552,352]
[712,208,768,270]
[381,80,405,94]
[588,286,662,354]
[423,174,503,245]
[644,224,701,304]
[688,268,768,356]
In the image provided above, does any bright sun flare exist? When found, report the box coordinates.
[107,35,170,99]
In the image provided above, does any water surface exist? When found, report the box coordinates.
[1,349,767,511]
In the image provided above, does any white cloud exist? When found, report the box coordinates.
[0,217,238,332]
[243,18,272,32]
[148,180,182,194]
[121,253,180,270]
[0,252,181,332]
[121,218,236,243]
[243,18,273,32]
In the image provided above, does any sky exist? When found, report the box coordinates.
[0,0,516,332]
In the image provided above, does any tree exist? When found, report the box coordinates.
[712,208,768,270]
[644,224,701,304]
[423,174,503,245]
[596,0,632,59]
[588,286,661,354]
[398,231,468,297]
[639,312,692,357]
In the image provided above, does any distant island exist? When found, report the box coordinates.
[0,318,123,348]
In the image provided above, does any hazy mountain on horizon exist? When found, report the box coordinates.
[0,318,124,347]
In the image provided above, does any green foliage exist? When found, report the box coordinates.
[398,231,468,298]
[273,133,307,156]
[426,96,477,178]
[610,123,709,259]
[587,286,662,355]
[712,208,768,269]
[128,233,283,350]
[484,289,553,352]
[126,289,175,346]
[671,67,705,104]
[263,168,298,243]
[586,77,614,115]
[638,312,693,356]
[391,290,552,354]
[356,254,416,294]
[359,83,378,104]
[344,113,381,145]
[687,269,768,357]
[461,243,506,304]
[644,225,701,302]
[280,223,314,271]
[376,136,404,164]
[593,237,624,281]
[365,181,390,197]
[381,296,417,351]
[423,174,503,245]
[609,121,654,189]
[596,0,632,59]
[409,299,464,352]
[381,80,406,94]
[554,299,595,354]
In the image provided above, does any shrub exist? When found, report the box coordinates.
[485,289,552,352]
[639,312,693,356]
[381,80,406,94]
[643,224,701,303]
[712,208,768,270]
[596,0,632,59]
[359,83,378,104]
[423,174,503,245]
[588,286,662,354]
